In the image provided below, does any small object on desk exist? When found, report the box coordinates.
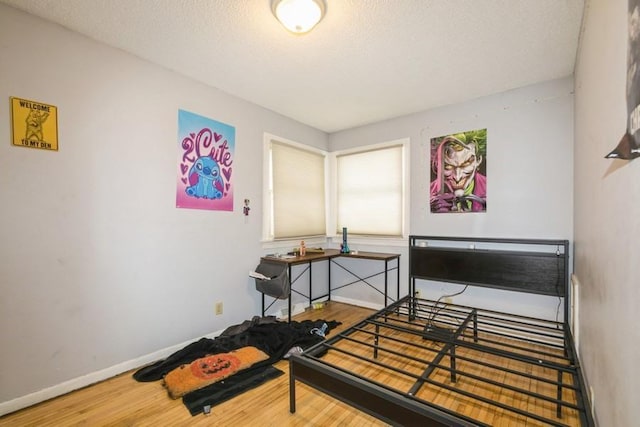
[262,253,297,260]
[300,240,306,257]
[305,247,325,254]
[340,227,350,253]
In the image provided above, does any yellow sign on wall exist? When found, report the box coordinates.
[10,97,58,151]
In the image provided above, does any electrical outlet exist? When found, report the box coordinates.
[444,297,453,304]
[414,289,421,299]
[215,301,223,315]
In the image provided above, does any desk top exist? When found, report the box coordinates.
[261,249,400,264]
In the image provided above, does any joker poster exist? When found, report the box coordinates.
[430,128,487,213]
[606,0,640,159]
[176,109,234,211]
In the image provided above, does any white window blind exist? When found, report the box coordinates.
[336,145,404,236]
[271,141,326,239]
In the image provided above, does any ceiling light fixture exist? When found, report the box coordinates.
[271,0,326,35]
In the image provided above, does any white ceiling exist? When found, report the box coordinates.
[1,0,585,133]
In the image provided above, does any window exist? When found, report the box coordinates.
[263,133,408,245]
[334,140,408,237]
[264,135,327,240]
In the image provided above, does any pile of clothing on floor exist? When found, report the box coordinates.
[133,316,340,415]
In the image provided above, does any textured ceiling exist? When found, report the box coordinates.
[0,0,585,133]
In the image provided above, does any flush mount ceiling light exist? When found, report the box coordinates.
[271,0,326,34]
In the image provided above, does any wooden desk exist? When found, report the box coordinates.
[259,249,400,321]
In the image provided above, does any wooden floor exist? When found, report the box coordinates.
[0,302,386,427]
[0,301,584,426]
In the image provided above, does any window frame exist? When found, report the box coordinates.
[262,133,409,249]
[328,138,410,247]
[262,133,329,249]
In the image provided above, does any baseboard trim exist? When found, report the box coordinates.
[0,329,223,417]
[330,295,384,311]
[0,297,381,417]
[275,302,307,320]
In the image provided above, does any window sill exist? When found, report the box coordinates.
[329,235,408,248]
[261,236,328,251]
[261,235,408,251]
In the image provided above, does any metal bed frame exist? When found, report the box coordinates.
[289,236,594,426]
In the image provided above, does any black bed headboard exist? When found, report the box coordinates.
[409,236,569,298]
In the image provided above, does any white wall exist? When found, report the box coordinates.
[574,0,640,425]
[330,77,575,318]
[0,4,327,412]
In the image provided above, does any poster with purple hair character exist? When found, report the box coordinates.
[176,109,234,211]
[430,128,487,213]
[606,0,640,160]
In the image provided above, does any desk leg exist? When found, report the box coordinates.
[328,259,331,301]
[397,256,401,316]
[397,256,400,303]
[288,264,292,323]
[309,261,313,308]
[384,259,389,307]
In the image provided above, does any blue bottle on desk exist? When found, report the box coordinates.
[340,227,350,254]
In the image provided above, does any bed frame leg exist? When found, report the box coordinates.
[374,324,380,359]
[473,312,478,343]
[289,361,296,413]
[556,370,563,418]
[409,278,416,320]
[450,344,457,383]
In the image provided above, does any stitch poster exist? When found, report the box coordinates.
[10,97,58,151]
[176,109,234,211]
